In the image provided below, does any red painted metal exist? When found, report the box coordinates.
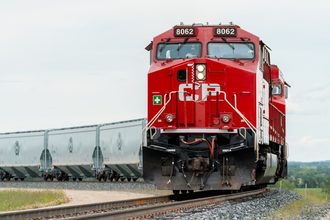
[269,65,286,145]
[147,24,286,144]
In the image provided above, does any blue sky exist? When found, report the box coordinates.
[0,0,329,161]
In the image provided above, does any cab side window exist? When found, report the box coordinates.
[272,84,282,95]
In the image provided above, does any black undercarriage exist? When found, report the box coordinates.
[143,129,287,191]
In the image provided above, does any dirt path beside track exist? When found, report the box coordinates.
[58,189,154,206]
[0,188,162,209]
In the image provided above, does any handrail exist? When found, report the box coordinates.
[143,91,183,132]
[218,91,256,132]
[217,91,258,161]
[269,103,285,116]
[143,90,259,160]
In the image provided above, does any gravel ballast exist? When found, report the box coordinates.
[298,204,330,220]
[1,183,329,219]
[153,189,303,220]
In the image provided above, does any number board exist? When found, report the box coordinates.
[214,26,237,37]
[174,27,196,37]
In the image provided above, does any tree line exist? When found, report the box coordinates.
[286,161,330,192]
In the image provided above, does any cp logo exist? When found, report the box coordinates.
[178,83,220,101]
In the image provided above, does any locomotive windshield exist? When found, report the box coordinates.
[157,42,202,60]
[207,42,255,59]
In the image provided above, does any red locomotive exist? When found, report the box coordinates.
[143,23,289,193]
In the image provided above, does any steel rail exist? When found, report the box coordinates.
[68,188,267,220]
[0,188,267,220]
[0,195,171,220]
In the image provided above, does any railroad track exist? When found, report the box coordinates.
[0,188,267,220]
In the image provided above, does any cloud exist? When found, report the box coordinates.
[299,136,330,145]
[286,100,302,114]
[306,84,330,102]
[286,82,330,117]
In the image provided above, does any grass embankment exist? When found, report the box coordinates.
[0,190,68,212]
[274,182,329,218]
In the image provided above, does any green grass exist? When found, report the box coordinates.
[0,190,68,212]
[274,188,329,219]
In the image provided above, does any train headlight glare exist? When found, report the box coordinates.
[196,72,205,80]
[196,64,206,81]
[222,115,231,123]
[196,64,205,72]
[165,114,174,123]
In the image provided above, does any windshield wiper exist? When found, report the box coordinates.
[176,37,189,52]
[159,38,171,53]
[240,38,254,51]
[221,37,235,50]
[243,43,254,51]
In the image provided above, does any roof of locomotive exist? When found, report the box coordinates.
[145,23,263,73]
[147,23,260,49]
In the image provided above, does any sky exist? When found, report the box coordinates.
[0,0,329,162]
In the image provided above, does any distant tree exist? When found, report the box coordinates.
[288,161,330,188]
[274,179,295,190]
[321,176,330,195]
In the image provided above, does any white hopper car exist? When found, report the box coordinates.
[0,119,146,181]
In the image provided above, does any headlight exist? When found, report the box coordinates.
[222,115,231,123]
[196,64,206,81]
[165,114,174,123]
[196,64,205,72]
[196,72,205,80]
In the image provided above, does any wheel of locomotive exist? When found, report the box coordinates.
[20,178,25,181]
[14,177,18,181]
[127,178,131,182]
[78,178,82,181]
[97,177,102,182]
[73,177,77,181]
[43,176,48,181]
[133,178,138,182]
[173,190,180,195]
[120,177,125,182]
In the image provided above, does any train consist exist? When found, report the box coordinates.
[143,23,289,192]
[0,119,145,181]
[1,23,289,194]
